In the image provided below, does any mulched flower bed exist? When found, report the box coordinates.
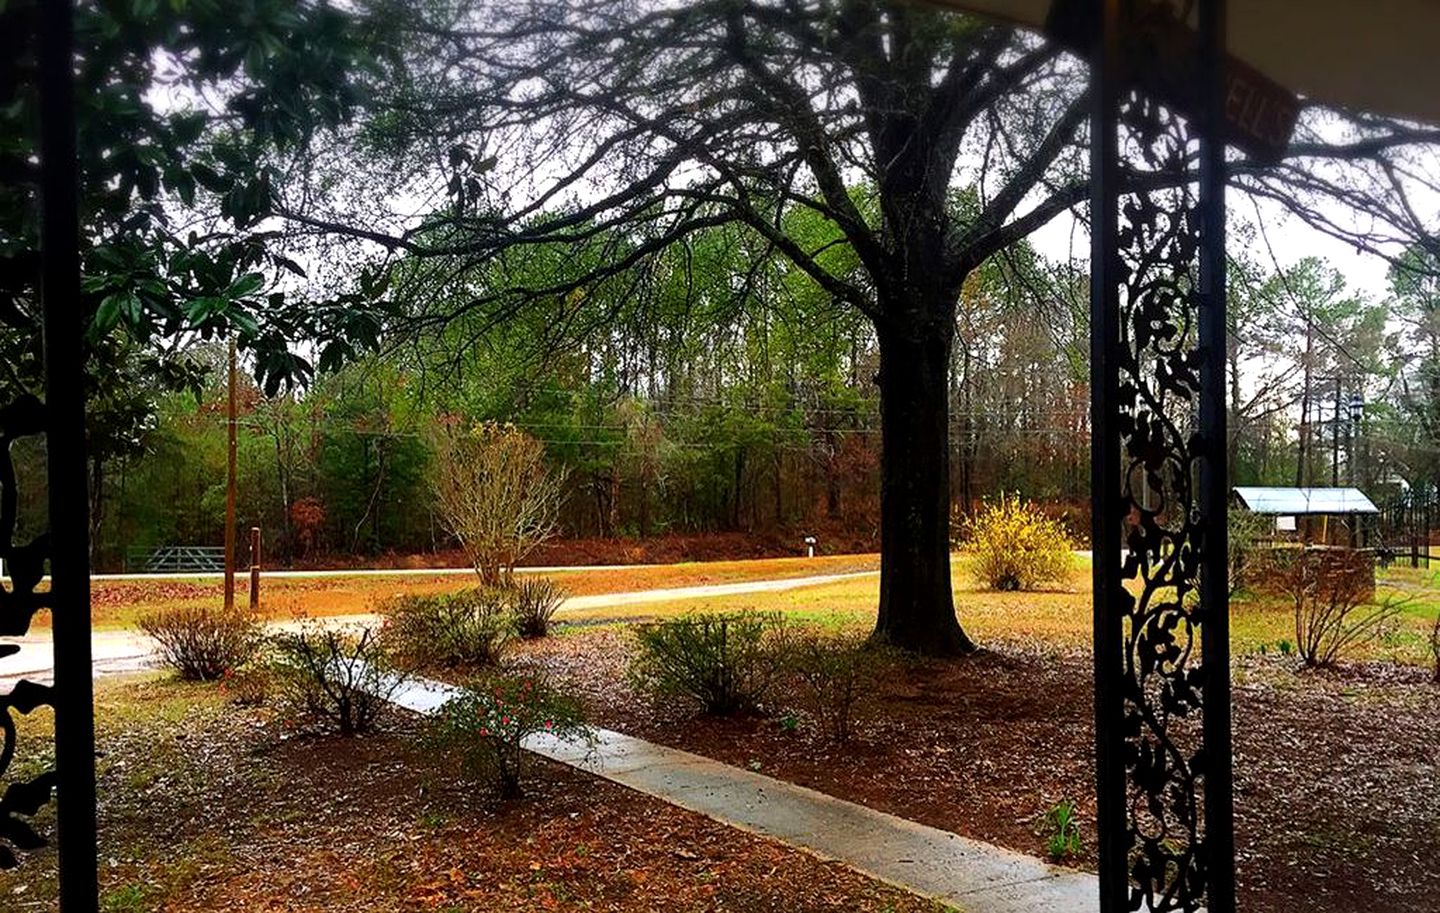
[0,678,944,912]
[518,627,1440,913]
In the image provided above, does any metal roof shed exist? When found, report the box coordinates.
[1232,487,1380,515]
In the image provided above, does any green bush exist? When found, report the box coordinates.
[510,577,567,639]
[960,494,1073,591]
[139,606,261,681]
[628,612,782,716]
[380,587,511,668]
[1043,800,1083,861]
[776,627,896,742]
[425,672,591,799]
[269,625,403,735]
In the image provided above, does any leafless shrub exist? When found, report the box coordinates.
[629,613,784,716]
[429,420,566,586]
[775,626,898,742]
[269,625,404,735]
[1227,508,1272,596]
[511,576,567,639]
[140,607,261,681]
[1277,551,1400,668]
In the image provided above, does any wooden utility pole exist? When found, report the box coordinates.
[224,339,237,611]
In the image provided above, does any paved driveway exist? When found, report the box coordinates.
[0,570,878,685]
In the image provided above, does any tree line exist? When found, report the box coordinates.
[45,231,1440,572]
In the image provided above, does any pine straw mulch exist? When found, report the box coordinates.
[0,677,943,913]
[515,627,1440,913]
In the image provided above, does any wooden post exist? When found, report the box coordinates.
[249,526,261,612]
[224,339,237,611]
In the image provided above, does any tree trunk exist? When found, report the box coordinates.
[824,428,842,520]
[274,431,294,562]
[772,451,783,527]
[638,477,650,538]
[609,467,621,537]
[1227,345,1242,484]
[88,456,104,565]
[871,322,975,656]
[731,448,744,530]
[1296,320,1315,487]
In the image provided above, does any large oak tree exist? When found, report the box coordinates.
[276,0,1440,653]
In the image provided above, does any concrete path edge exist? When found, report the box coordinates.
[386,674,1099,913]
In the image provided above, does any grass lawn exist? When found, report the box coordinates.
[58,549,1439,668]
[63,553,881,631]
[566,554,1440,668]
[0,674,941,913]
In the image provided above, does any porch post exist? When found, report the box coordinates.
[1087,2,1128,911]
[1196,0,1237,909]
[39,0,101,908]
[1089,0,1236,910]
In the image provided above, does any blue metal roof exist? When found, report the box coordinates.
[1231,487,1379,515]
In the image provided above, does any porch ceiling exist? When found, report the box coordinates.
[928,0,1440,128]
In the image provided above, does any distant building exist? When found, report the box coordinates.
[1231,486,1379,547]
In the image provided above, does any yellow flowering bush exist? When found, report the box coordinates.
[960,495,1073,591]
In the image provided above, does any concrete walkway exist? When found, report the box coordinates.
[388,674,1098,913]
[0,571,877,684]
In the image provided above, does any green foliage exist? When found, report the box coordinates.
[138,606,261,681]
[1227,508,1272,596]
[101,883,153,913]
[0,0,399,402]
[313,368,433,555]
[628,612,783,716]
[380,588,512,669]
[775,627,897,743]
[425,673,591,799]
[511,577,568,639]
[960,495,1073,591]
[1043,800,1083,862]
[268,625,402,736]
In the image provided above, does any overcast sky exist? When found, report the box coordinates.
[1031,191,1407,302]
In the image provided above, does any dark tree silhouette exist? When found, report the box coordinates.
[276,0,1440,653]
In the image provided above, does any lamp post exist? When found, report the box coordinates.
[1348,392,1364,486]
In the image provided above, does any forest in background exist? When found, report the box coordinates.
[29,219,1438,572]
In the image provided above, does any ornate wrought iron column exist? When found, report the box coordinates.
[0,0,99,908]
[1089,1,1235,911]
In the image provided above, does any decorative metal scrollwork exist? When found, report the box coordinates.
[0,393,58,868]
[1112,87,1213,912]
